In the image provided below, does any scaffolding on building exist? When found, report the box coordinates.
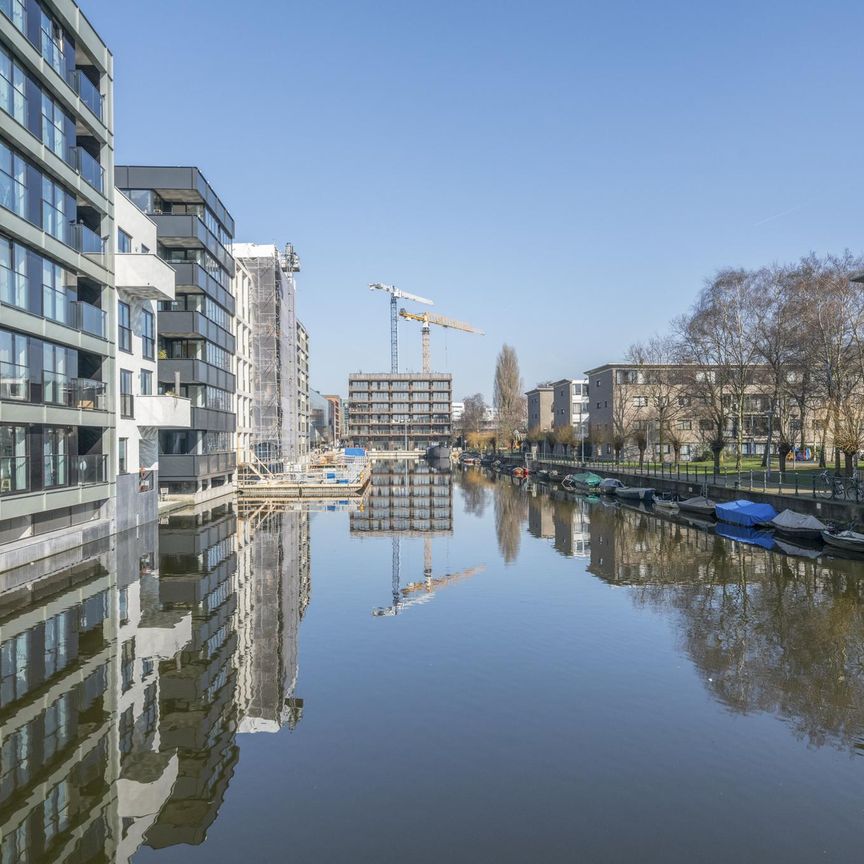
[234,243,302,482]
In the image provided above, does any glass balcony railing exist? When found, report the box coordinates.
[43,454,68,488]
[0,360,30,401]
[71,299,107,338]
[74,378,107,411]
[0,456,28,494]
[76,453,107,485]
[72,146,104,193]
[73,70,103,121]
[42,372,107,410]
[71,223,105,255]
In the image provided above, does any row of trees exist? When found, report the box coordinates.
[604,252,864,474]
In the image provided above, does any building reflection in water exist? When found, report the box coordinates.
[0,499,310,862]
[351,460,453,615]
[526,485,590,559]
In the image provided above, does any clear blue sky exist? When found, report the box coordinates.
[90,0,864,402]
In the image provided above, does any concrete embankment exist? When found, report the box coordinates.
[503,456,863,524]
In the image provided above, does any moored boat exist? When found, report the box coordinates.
[598,478,625,495]
[715,499,778,528]
[770,509,828,541]
[678,496,717,517]
[821,530,864,555]
[562,472,603,492]
[653,496,679,512]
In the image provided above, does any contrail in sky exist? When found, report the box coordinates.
[753,205,802,227]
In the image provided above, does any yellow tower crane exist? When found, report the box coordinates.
[398,308,484,373]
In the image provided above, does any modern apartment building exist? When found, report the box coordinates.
[115,166,237,503]
[231,243,306,470]
[113,190,190,530]
[552,378,589,439]
[347,372,452,450]
[526,383,554,432]
[0,0,116,573]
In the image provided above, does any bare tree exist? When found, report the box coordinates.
[493,344,526,450]
[461,393,487,439]
[676,269,760,472]
[627,335,684,463]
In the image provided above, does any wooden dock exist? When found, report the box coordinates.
[237,458,371,501]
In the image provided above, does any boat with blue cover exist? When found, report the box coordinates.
[715,499,778,528]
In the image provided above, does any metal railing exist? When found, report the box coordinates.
[533,453,863,504]
[0,456,28,494]
[0,361,30,401]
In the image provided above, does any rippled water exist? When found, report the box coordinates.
[3,460,864,863]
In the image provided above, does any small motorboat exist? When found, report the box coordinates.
[536,469,550,481]
[770,509,828,541]
[678,496,717,517]
[562,472,603,493]
[615,486,655,503]
[599,478,625,495]
[715,499,778,528]
[821,530,864,555]
[653,494,679,512]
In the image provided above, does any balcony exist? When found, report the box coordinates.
[170,261,235,315]
[71,223,106,256]
[158,310,234,353]
[71,147,104,194]
[42,373,108,411]
[136,394,192,429]
[0,456,28,495]
[73,70,103,122]
[43,453,108,488]
[115,253,176,302]
[71,300,107,338]
[159,358,235,393]
[159,451,236,480]
[0,361,30,401]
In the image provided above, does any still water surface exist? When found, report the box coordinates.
[3,460,864,862]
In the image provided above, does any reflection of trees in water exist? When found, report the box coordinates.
[459,469,491,518]
[494,478,528,563]
[589,502,864,751]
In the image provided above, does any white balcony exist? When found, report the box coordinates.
[136,394,192,428]
[115,253,176,302]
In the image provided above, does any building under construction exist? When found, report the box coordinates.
[347,372,452,450]
[232,243,308,474]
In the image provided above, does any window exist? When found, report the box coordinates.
[0,424,27,493]
[118,437,128,474]
[0,235,27,309]
[0,140,26,218]
[42,257,69,325]
[677,420,692,431]
[140,369,152,395]
[633,396,648,407]
[596,402,601,409]
[41,175,69,243]
[120,370,133,418]
[0,44,26,125]
[117,228,132,253]
[118,302,131,352]
[0,329,28,402]
[42,343,70,405]
[142,309,154,359]
[678,395,691,407]
[43,426,70,488]
[40,92,66,160]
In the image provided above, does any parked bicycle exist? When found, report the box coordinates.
[817,470,861,500]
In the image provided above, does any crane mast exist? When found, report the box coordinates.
[369,283,433,372]
[398,308,484,373]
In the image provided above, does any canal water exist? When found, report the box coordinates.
[3,460,864,863]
